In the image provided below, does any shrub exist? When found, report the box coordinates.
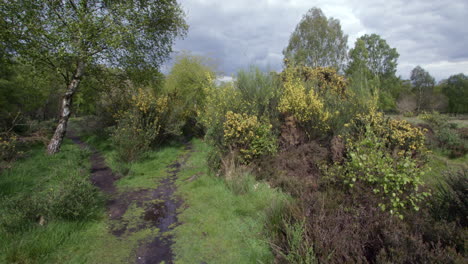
[236,66,281,118]
[199,81,243,146]
[1,173,103,233]
[164,53,216,136]
[420,111,447,129]
[0,133,20,164]
[352,110,426,155]
[278,67,331,136]
[334,110,428,218]
[45,174,103,221]
[223,111,277,163]
[340,130,428,218]
[201,67,281,169]
[111,88,168,162]
[403,111,416,117]
[278,65,370,138]
[283,65,348,98]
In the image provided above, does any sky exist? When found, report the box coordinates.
[166,0,468,81]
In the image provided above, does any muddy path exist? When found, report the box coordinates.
[67,133,118,195]
[136,144,192,264]
[68,131,191,264]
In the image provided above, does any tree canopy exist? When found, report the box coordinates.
[347,34,401,111]
[1,0,188,79]
[283,7,348,71]
[1,0,188,153]
[348,34,399,77]
[442,73,468,113]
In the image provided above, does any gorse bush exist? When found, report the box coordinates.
[283,65,348,98]
[352,110,426,154]
[278,66,331,136]
[277,65,369,138]
[332,110,428,218]
[340,129,428,218]
[199,81,242,145]
[223,111,277,163]
[200,68,280,168]
[420,111,446,129]
[112,88,168,162]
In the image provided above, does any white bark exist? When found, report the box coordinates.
[47,61,85,154]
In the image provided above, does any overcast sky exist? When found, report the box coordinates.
[166,0,468,81]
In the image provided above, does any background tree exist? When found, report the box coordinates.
[442,73,468,113]
[283,7,348,71]
[1,0,188,154]
[410,65,435,112]
[352,34,399,77]
[347,34,401,111]
[346,39,373,97]
[163,53,216,137]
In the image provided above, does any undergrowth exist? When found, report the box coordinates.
[0,141,104,263]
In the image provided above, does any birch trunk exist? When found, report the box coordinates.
[46,61,85,154]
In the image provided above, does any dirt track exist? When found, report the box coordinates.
[68,132,191,264]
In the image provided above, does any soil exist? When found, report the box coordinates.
[136,146,192,264]
[255,140,329,196]
[68,131,192,264]
[67,133,118,195]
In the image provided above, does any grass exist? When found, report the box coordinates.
[116,144,183,190]
[1,126,290,264]
[172,139,290,264]
[424,151,468,187]
[0,141,101,263]
[0,138,169,264]
[388,113,468,128]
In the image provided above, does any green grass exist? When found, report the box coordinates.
[0,141,101,264]
[424,151,468,187]
[0,138,167,264]
[388,114,468,128]
[172,139,290,264]
[1,131,289,263]
[82,133,184,190]
[116,144,183,190]
[79,136,290,263]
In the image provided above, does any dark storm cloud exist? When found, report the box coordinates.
[166,0,468,80]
